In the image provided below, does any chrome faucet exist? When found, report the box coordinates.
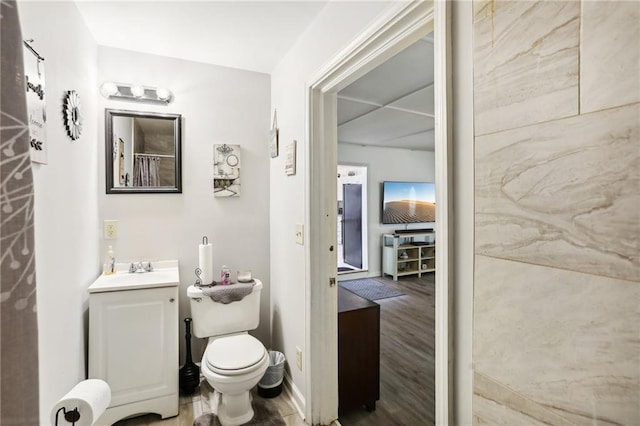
[129,261,153,273]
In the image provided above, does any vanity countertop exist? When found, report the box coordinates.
[88,259,180,293]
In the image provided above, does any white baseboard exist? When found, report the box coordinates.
[337,270,381,282]
[283,371,306,420]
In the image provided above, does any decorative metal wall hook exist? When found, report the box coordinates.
[23,39,44,76]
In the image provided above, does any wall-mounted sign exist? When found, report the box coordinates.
[23,40,47,164]
[285,139,296,176]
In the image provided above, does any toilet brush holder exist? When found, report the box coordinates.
[179,318,200,395]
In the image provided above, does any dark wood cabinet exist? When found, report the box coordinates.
[338,286,380,412]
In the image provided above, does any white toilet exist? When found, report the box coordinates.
[187,279,269,426]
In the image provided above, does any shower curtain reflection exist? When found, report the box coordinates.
[133,155,160,187]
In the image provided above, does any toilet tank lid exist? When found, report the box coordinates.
[187,279,262,298]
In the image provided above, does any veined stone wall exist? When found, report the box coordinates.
[472,1,639,424]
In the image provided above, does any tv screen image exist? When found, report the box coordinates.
[382,181,435,224]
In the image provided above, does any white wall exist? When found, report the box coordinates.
[270,0,397,407]
[97,47,271,362]
[18,2,99,423]
[338,144,435,277]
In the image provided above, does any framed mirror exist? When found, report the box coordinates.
[105,109,182,194]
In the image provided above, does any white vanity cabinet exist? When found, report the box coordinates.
[88,260,180,425]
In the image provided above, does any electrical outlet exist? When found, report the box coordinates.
[104,220,118,240]
[296,346,302,370]
[295,224,304,245]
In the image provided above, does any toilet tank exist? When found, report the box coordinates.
[187,279,262,338]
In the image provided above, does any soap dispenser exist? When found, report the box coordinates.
[103,245,115,275]
[220,265,231,285]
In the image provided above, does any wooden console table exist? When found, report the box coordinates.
[338,286,380,412]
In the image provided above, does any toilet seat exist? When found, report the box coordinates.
[206,334,267,376]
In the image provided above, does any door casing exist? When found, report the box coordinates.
[305,1,452,424]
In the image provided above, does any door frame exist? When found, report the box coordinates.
[305,1,452,424]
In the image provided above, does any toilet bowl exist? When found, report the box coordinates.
[187,280,267,426]
[201,333,269,426]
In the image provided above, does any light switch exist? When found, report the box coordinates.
[295,224,304,245]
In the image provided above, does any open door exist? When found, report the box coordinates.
[343,183,362,269]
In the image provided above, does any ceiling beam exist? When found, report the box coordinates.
[338,82,435,126]
[339,128,434,146]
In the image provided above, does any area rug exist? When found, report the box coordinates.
[339,278,405,301]
[193,398,285,426]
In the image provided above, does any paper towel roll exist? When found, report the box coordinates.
[199,242,213,284]
[51,379,111,426]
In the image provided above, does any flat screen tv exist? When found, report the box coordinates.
[382,181,435,224]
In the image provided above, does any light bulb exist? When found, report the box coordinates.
[130,85,144,98]
[99,82,118,97]
[156,88,171,101]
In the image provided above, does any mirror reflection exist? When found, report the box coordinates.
[105,109,182,193]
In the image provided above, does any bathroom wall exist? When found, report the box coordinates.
[337,144,435,277]
[270,0,396,406]
[17,2,99,423]
[97,47,271,362]
[472,1,640,424]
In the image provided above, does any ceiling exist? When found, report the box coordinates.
[75,1,329,74]
[75,2,434,152]
[338,35,435,151]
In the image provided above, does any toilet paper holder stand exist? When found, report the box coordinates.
[54,406,80,425]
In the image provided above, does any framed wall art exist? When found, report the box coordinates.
[270,110,279,158]
[213,144,241,197]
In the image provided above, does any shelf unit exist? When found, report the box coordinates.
[382,232,435,281]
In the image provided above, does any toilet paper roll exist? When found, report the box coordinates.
[50,379,111,426]
[199,242,214,284]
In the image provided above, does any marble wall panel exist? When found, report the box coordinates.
[473,0,579,135]
[474,255,640,425]
[475,104,640,282]
[581,0,640,113]
[474,372,574,426]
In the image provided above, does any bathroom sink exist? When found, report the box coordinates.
[88,260,180,293]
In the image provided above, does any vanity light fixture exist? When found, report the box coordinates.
[130,85,145,98]
[99,81,173,104]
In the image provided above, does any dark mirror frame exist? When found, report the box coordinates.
[105,109,182,194]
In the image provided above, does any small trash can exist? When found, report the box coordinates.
[258,350,285,398]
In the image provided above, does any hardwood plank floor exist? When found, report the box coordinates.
[339,273,435,426]
[114,381,308,425]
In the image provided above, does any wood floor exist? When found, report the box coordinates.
[114,382,308,425]
[338,273,435,426]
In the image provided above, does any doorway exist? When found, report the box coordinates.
[305,2,452,425]
[335,30,435,424]
[338,165,368,274]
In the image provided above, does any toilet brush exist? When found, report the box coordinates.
[179,318,200,395]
